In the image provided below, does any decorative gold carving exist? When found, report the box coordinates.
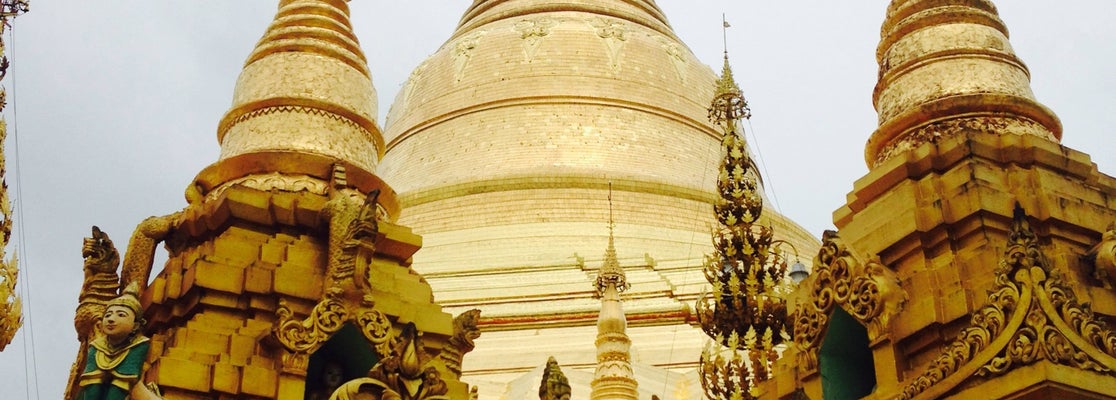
[0,246,17,352]
[871,116,1056,168]
[453,31,485,82]
[697,57,795,399]
[699,333,756,400]
[220,105,374,146]
[274,165,390,356]
[790,230,906,372]
[275,296,349,354]
[330,323,450,400]
[439,309,481,378]
[356,308,394,359]
[322,165,381,296]
[540,356,572,400]
[0,0,28,353]
[67,226,124,399]
[1087,224,1116,290]
[0,110,17,352]
[281,350,311,375]
[897,205,1116,400]
[76,226,121,342]
[659,38,688,82]
[589,18,627,72]
[514,17,556,62]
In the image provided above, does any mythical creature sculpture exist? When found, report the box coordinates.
[320,164,380,297]
[120,214,178,294]
[75,226,121,342]
[439,309,481,378]
[1086,223,1116,289]
[539,357,571,400]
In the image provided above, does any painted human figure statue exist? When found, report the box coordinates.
[76,290,160,400]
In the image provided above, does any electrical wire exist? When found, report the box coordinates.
[746,118,783,215]
[8,22,40,400]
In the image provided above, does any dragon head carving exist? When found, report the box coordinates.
[82,226,119,274]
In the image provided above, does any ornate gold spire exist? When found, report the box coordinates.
[697,53,793,400]
[0,0,28,353]
[540,356,572,400]
[591,189,638,400]
[208,0,383,188]
[867,0,1062,167]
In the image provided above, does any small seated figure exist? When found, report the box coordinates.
[77,289,160,400]
[308,360,345,400]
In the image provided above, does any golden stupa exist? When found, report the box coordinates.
[66,1,475,398]
[52,0,1116,399]
[378,0,818,395]
[762,1,1116,399]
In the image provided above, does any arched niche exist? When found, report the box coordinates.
[819,307,875,400]
[303,324,380,400]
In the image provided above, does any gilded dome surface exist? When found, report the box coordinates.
[382,0,720,195]
[380,0,817,286]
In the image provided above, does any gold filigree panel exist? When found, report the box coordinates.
[897,205,1116,400]
[791,230,907,372]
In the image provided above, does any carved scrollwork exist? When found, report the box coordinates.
[356,308,394,359]
[897,205,1116,400]
[791,230,907,372]
[514,17,556,61]
[274,168,388,356]
[274,296,349,354]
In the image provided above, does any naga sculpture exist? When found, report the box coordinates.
[439,309,482,379]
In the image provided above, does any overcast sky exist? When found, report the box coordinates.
[1,1,1112,399]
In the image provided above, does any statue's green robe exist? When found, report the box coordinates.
[77,335,150,400]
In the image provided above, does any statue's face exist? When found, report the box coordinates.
[323,362,344,387]
[102,305,137,344]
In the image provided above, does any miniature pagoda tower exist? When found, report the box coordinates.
[589,193,638,400]
[767,1,1116,399]
[67,0,474,398]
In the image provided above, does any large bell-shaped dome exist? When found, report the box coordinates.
[378,1,818,395]
[382,0,815,269]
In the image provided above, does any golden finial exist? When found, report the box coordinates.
[697,18,796,393]
[709,16,750,126]
[597,182,628,294]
